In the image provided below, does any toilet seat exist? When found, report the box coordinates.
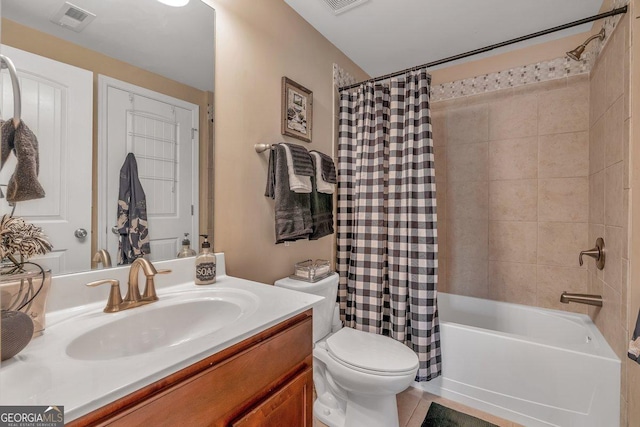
[325,328,419,376]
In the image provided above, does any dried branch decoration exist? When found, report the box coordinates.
[0,214,52,261]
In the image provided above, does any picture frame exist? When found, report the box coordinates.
[281,77,313,143]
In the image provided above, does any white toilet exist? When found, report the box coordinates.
[275,273,419,427]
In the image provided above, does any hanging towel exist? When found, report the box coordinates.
[117,153,150,265]
[1,120,45,203]
[265,145,313,243]
[310,150,337,184]
[310,152,335,194]
[628,309,640,362]
[281,143,313,193]
[309,154,334,240]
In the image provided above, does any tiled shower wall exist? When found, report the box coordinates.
[431,14,631,426]
[432,75,591,314]
[587,14,631,426]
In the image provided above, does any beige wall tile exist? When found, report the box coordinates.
[589,115,605,175]
[489,93,538,140]
[624,119,630,190]
[431,109,448,147]
[434,146,447,183]
[447,217,488,261]
[447,142,488,182]
[489,137,537,181]
[605,162,625,227]
[447,181,488,220]
[604,225,624,294]
[538,84,589,135]
[590,170,605,225]
[488,261,537,305]
[489,179,537,221]
[605,96,625,168]
[436,185,447,220]
[446,104,489,145]
[447,257,488,298]
[590,57,607,124]
[538,177,589,223]
[538,222,588,268]
[538,132,589,178]
[596,283,623,358]
[489,221,537,263]
[438,256,448,293]
[537,265,588,313]
[606,24,626,109]
[588,274,604,319]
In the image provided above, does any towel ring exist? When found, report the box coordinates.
[0,55,21,127]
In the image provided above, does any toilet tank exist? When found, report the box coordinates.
[275,273,338,343]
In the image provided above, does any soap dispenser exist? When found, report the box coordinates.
[177,233,197,258]
[195,234,216,285]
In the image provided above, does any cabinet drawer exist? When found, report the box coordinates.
[231,367,312,427]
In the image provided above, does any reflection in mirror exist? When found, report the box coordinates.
[0,0,215,275]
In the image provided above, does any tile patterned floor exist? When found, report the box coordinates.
[314,387,523,427]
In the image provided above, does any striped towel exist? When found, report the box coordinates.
[282,143,314,176]
[310,150,336,184]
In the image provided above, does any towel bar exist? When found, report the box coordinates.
[255,143,275,153]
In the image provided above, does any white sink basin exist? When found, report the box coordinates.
[66,290,259,361]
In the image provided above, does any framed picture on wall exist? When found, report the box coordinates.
[281,77,313,142]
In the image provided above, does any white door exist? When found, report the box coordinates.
[0,45,93,274]
[98,76,198,264]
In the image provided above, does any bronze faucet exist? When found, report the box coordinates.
[86,258,172,313]
[92,249,112,268]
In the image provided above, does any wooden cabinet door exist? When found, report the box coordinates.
[231,367,313,427]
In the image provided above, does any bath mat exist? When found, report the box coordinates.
[421,403,498,427]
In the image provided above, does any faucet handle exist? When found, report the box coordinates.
[142,269,172,302]
[86,279,122,313]
[578,237,605,270]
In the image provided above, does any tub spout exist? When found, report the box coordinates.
[560,292,602,307]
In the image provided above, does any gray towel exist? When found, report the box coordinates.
[117,153,150,264]
[282,143,314,176]
[265,145,313,243]
[3,120,45,203]
[310,150,337,184]
[309,154,334,240]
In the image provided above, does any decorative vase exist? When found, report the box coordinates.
[0,267,52,337]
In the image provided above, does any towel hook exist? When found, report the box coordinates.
[0,55,21,127]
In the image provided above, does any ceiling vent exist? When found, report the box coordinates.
[321,0,370,15]
[49,2,96,33]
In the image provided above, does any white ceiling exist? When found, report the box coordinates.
[284,0,606,78]
[2,0,215,91]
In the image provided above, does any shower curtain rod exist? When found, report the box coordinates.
[339,6,628,92]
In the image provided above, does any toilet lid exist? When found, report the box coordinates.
[325,328,419,374]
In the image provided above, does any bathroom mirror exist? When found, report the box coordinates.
[0,0,215,275]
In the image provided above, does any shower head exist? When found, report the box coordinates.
[566,28,605,61]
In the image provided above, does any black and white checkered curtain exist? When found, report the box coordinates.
[337,68,441,381]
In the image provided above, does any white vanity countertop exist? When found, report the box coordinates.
[0,255,323,422]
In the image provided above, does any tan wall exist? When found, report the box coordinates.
[627,0,640,425]
[432,76,591,313]
[209,0,367,283]
[0,19,214,259]
[587,14,631,426]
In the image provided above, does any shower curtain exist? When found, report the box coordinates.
[337,68,441,381]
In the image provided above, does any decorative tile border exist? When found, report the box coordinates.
[431,0,628,102]
[333,63,357,88]
[335,0,628,102]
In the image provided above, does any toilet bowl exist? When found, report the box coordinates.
[275,274,419,427]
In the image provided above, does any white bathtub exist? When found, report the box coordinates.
[418,293,620,427]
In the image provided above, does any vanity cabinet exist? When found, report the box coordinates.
[69,310,313,427]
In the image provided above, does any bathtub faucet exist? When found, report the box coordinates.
[560,292,602,307]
